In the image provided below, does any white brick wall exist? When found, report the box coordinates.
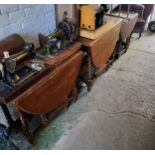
[0,4,19,14]
[0,4,56,48]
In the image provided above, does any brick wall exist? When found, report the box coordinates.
[0,4,56,48]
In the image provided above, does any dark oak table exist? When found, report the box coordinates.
[79,16,122,90]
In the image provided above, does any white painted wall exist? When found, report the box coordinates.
[0,4,56,48]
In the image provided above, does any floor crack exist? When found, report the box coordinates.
[111,68,155,81]
[129,47,155,55]
[70,108,155,123]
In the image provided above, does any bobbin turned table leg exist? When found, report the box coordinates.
[72,87,78,102]
[64,97,69,112]
[18,112,31,135]
[40,114,48,126]
[86,56,94,92]
[0,103,14,128]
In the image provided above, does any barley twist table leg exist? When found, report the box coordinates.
[0,103,14,127]
[86,56,93,91]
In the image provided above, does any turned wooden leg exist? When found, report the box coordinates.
[124,35,131,53]
[40,114,48,126]
[64,97,69,112]
[72,87,78,102]
[116,40,122,59]
[138,32,142,39]
[86,57,93,92]
[87,80,94,92]
[0,103,14,127]
[18,112,29,134]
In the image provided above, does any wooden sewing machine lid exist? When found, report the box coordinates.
[0,34,25,59]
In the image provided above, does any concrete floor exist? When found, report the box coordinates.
[34,32,155,149]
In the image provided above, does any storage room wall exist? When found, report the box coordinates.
[0,4,56,48]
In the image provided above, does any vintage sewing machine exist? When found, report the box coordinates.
[37,20,76,60]
[80,4,109,31]
[0,41,47,103]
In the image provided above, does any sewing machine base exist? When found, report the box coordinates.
[36,49,63,60]
[0,67,48,103]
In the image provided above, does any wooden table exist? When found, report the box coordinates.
[108,12,138,58]
[109,12,138,41]
[79,16,122,90]
[0,37,83,132]
[11,42,83,129]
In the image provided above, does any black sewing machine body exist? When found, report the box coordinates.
[0,43,47,103]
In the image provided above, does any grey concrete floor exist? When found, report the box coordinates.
[34,32,155,150]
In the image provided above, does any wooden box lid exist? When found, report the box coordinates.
[0,34,25,59]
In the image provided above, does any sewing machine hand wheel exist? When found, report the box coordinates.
[58,21,75,40]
